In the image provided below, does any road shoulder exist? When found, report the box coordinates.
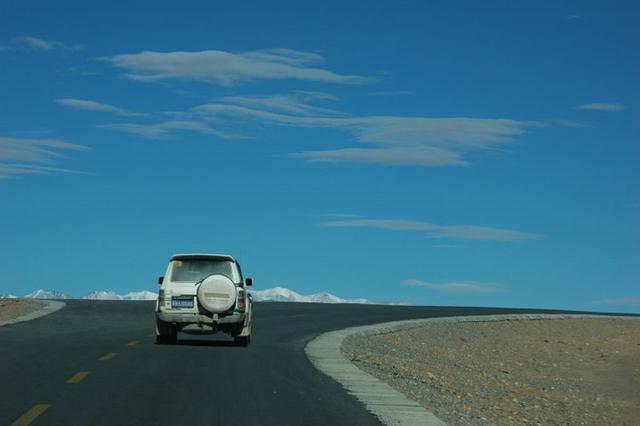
[306,320,448,426]
[0,299,66,326]
[306,313,636,426]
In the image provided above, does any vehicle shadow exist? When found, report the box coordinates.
[175,338,239,347]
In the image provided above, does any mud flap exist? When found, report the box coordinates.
[239,323,251,337]
[239,306,252,337]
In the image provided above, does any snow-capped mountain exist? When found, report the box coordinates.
[83,290,121,300]
[25,289,74,299]
[82,290,157,300]
[121,290,157,301]
[21,289,157,301]
[16,287,370,304]
[0,294,18,299]
[250,286,371,304]
[306,291,370,304]
[249,287,306,302]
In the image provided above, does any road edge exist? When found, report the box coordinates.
[305,313,637,426]
[0,300,66,327]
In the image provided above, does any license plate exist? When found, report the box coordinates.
[171,298,194,308]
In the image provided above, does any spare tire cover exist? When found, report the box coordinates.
[197,274,237,313]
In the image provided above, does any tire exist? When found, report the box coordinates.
[234,335,250,347]
[230,323,244,337]
[155,322,178,345]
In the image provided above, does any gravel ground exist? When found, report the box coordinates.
[0,298,44,322]
[343,317,640,426]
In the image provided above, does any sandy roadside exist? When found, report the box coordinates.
[343,317,640,426]
[0,298,46,322]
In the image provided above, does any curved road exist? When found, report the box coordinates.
[1,301,589,425]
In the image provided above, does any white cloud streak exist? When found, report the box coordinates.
[0,164,88,178]
[293,146,467,166]
[101,120,239,140]
[552,119,591,128]
[105,48,369,86]
[591,296,640,306]
[321,218,542,241]
[15,36,82,52]
[97,88,537,166]
[194,102,534,146]
[370,91,416,97]
[191,94,539,167]
[578,103,627,112]
[219,92,342,116]
[55,98,148,117]
[0,136,88,178]
[402,278,507,293]
[316,213,362,218]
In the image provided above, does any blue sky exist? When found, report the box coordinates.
[1,0,638,312]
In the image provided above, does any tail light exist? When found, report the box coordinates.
[237,289,246,311]
[158,289,165,306]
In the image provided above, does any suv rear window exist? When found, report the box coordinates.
[170,259,235,282]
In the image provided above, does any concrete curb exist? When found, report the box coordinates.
[305,313,639,426]
[0,300,66,327]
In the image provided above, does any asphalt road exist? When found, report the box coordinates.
[0,300,597,426]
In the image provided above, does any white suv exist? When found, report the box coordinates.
[155,253,253,346]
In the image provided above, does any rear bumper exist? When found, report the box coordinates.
[157,310,245,325]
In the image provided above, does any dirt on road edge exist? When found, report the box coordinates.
[343,317,640,426]
[0,299,46,322]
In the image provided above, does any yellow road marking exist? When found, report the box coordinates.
[67,371,90,384]
[11,404,50,426]
[126,340,139,346]
[99,352,117,361]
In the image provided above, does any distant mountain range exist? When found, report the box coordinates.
[250,287,371,304]
[1,287,372,304]
[82,290,159,301]
[17,289,159,301]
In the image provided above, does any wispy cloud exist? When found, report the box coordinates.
[68,65,100,76]
[219,92,342,116]
[101,91,538,167]
[191,94,539,167]
[0,164,89,178]
[316,213,362,218]
[552,119,591,128]
[292,146,467,166]
[321,218,542,241]
[15,36,82,52]
[104,48,369,86]
[195,103,534,147]
[55,98,148,117]
[370,90,415,97]
[101,120,238,140]
[578,103,627,112]
[565,14,583,20]
[591,296,640,306]
[402,278,507,293]
[0,136,88,178]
